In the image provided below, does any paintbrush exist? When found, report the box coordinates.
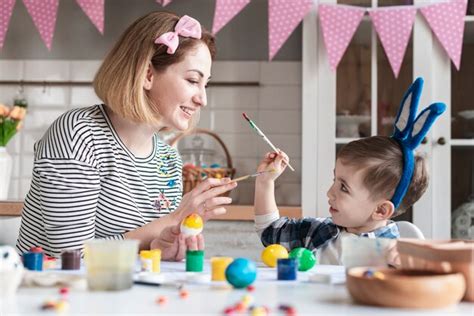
[232,169,275,182]
[242,113,295,171]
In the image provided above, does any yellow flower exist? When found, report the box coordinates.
[0,103,10,117]
[16,121,23,131]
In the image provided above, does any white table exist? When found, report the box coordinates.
[2,262,473,315]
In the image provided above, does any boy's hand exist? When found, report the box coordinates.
[256,149,289,182]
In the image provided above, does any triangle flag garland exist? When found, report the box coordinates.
[0,0,468,73]
[156,0,173,7]
[420,0,467,70]
[318,4,366,71]
[22,0,59,50]
[268,0,313,61]
[0,0,16,50]
[369,6,416,78]
[212,0,251,35]
[75,0,104,35]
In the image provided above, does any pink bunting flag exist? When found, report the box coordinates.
[420,0,467,70]
[268,0,313,61]
[319,4,366,71]
[22,0,59,50]
[0,0,16,50]
[156,0,173,6]
[212,0,251,35]
[75,0,104,34]
[369,6,416,78]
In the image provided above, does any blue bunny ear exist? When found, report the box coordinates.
[392,77,424,140]
[407,102,446,149]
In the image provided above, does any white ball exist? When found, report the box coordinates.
[0,246,22,272]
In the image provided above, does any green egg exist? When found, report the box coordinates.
[289,247,316,271]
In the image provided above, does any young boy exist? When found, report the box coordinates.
[254,78,445,265]
[254,135,431,265]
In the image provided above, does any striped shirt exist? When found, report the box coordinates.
[16,104,182,258]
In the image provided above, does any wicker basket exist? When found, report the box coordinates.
[169,129,236,196]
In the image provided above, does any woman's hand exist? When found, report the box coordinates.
[150,224,205,261]
[174,177,237,222]
[256,149,289,182]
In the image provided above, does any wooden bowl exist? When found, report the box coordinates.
[397,239,474,301]
[346,267,466,308]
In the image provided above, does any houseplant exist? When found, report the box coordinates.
[0,99,27,199]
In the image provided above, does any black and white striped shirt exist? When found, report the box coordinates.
[16,104,183,258]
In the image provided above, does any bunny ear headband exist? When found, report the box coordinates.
[391,77,446,208]
[155,15,202,54]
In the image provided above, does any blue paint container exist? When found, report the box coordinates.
[23,252,43,271]
[277,258,298,280]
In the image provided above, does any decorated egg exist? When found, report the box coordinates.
[180,213,204,236]
[289,247,316,271]
[225,258,257,288]
[0,246,24,297]
[261,244,288,267]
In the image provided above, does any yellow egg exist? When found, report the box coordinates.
[180,213,204,236]
[261,244,288,267]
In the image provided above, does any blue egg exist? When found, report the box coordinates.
[225,258,257,288]
[210,163,221,168]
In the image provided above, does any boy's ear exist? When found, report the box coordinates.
[144,64,154,91]
[372,200,395,220]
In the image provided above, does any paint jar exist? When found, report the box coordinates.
[277,258,298,281]
[211,257,233,281]
[61,249,81,270]
[186,250,204,272]
[140,249,161,273]
[23,252,43,271]
[139,251,153,272]
[84,239,138,291]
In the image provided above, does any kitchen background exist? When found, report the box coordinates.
[1,0,473,257]
[0,0,303,259]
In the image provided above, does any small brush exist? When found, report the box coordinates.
[232,169,275,182]
[242,113,295,171]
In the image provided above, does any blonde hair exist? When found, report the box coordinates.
[337,136,429,217]
[93,11,216,128]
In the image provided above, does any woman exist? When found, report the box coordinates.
[16,12,237,261]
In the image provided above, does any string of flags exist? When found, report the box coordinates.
[0,0,468,76]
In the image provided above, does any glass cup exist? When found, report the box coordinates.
[84,239,138,291]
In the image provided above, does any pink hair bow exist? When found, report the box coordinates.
[155,15,202,54]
